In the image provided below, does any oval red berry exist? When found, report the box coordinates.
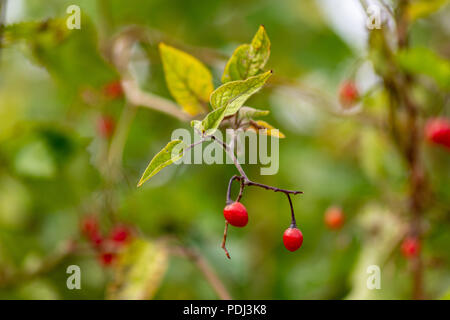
[110,226,130,244]
[425,118,450,149]
[283,227,303,252]
[103,81,123,99]
[401,236,420,258]
[97,116,115,138]
[324,206,345,230]
[99,252,116,266]
[339,80,359,108]
[223,202,248,227]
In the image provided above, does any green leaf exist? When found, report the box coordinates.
[14,140,56,179]
[159,43,214,115]
[1,18,116,94]
[191,106,228,136]
[407,0,449,21]
[396,47,450,90]
[211,70,272,117]
[107,238,168,300]
[222,25,271,82]
[238,106,270,119]
[137,140,187,186]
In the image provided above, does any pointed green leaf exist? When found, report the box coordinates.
[107,239,168,300]
[222,25,271,82]
[191,106,228,136]
[238,106,270,119]
[211,70,272,117]
[159,43,214,115]
[137,140,187,186]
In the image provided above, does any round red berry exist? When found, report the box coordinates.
[81,215,99,236]
[103,80,123,99]
[324,206,345,230]
[109,225,131,244]
[424,118,450,149]
[97,115,115,138]
[223,202,248,227]
[99,252,116,266]
[89,232,103,248]
[339,80,359,108]
[401,236,420,259]
[283,227,303,252]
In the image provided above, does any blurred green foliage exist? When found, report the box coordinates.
[0,0,449,300]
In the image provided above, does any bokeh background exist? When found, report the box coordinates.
[0,0,449,300]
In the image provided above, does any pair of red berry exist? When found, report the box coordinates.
[81,215,132,266]
[223,202,303,252]
[96,80,123,139]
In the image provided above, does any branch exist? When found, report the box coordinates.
[111,30,192,122]
[210,135,248,180]
[169,246,232,300]
[0,240,76,288]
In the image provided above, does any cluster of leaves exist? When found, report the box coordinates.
[138,26,283,186]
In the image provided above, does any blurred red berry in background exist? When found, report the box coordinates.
[109,225,131,245]
[324,206,345,230]
[103,80,123,99]
[97,115,115,139]
[81,215,99,236]
[425,118,450,149]
[339,80,359,109]
[401,236,421,259]
[89,232,104,248]
[99,252,116,266]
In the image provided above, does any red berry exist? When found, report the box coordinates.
[324,206,345,230]
[283,227,303,252]
[97,115,115,138]
[339,80,359,108]
[223,202,248,227]
[81,215,99,236]
[89,232,103,248]
[401,236,420,259]
[99,252,116,266]
[103,81,123,99]
[425,118,450,149]
[109,225,131,245]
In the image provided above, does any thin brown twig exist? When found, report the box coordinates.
[170,245,231,299]
[221,222,231,260]
[111,31,192,122]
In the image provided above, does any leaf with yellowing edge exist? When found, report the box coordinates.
[210,70,272,116]
[222,25,271,82]
[248,120,285,138]
[159,43,214,115]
